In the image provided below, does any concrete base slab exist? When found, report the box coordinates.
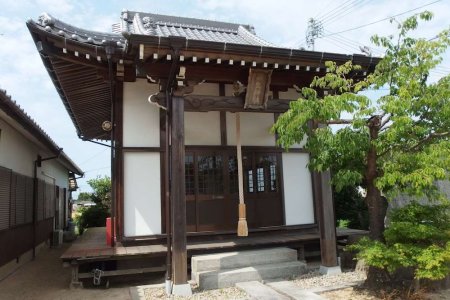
[319,265,342,275]
[194,261,307,290]
[236,281,289,300]
[268,281,325,300]
[172,283,192,296]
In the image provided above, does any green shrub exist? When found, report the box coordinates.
[348,202,450,281]
[337,219,350,228]
[75,204,110,235]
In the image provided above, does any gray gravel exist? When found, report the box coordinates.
[293,269,367,290]
[143,269,366,299]
[144,285,249,299]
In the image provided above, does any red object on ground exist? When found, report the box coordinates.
[106,217,113,246]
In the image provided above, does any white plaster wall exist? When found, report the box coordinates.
[185,112,221,145]
[0,118,70,185]
[0,118,37,177]
[123,79,160,147]
[124,152,161,236]
[40,160,69,188]
[192,83,219,95]
[226,112,276,146]
[282,153,315,225]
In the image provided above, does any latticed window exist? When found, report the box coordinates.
[197,155,223,195]
[185,154,195,195]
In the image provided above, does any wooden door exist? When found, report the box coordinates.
[185,149,283,232]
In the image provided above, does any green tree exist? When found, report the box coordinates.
[87,176,111,208]
[273,12,450,242]
[76,192,92,202]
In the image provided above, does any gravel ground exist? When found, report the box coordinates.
[321,287,379,299]
[293,269,367,289]
[144,285,249,299]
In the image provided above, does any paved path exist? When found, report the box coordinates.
[0,243,131,300]
[236,281,289,300]
[236,280,326,300]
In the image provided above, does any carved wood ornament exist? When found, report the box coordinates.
[244,68,273,109]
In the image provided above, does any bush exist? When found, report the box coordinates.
[348,202,450,282]
[75,204,110,235]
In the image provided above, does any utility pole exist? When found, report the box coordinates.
[306,18,323,51]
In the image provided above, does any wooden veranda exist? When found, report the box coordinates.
[63,227,367,287]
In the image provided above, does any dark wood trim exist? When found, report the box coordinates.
[219,83,227,146]
[143,62,330,88]
[122,147,162,152]
[220,112,227,146]
[119,223,319,244]
[170,95,188,285]
[184,145,307,153]
[160,110,167,234]
[154,94,292,113]
[115,81,124,242]
[277,151,287,226]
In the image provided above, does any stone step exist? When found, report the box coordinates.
[193,261,307,290]
[191,247,298,273]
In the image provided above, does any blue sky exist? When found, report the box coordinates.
[0,0,449,196]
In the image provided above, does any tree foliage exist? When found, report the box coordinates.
[87,176,111,208]
[76,192,92,202]
[349,202,450,281]
[74,176,111,235]
[272,12,450,240]
[75,205,110,235]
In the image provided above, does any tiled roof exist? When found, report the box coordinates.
[35,13,125,47]
[115,11,274,47]
[0,89,83,175]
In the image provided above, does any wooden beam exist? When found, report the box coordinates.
[170,95,188,285]
[144,63,317,87]
[153,94,292,113]
[114,81,124,242]
[219,84,227,146]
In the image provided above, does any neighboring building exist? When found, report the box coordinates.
[27,12,377,292]
[0,89,83,280]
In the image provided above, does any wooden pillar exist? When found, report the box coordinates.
[170,95,188,286]
[315,170,340,272]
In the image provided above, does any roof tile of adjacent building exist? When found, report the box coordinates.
[0,89,83,175]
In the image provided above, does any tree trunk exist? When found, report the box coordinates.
[365,116,386,241]
[366,181,387,241]
[364,116,389,289]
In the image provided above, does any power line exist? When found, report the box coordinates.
[78,148,108,165]
[320,0,442,38]
[313,0,336,19]
[323,36,358,53]
[316,0,358,22]
[321,0,370,27]
[83,166,111,173]
[320,0,367,27]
